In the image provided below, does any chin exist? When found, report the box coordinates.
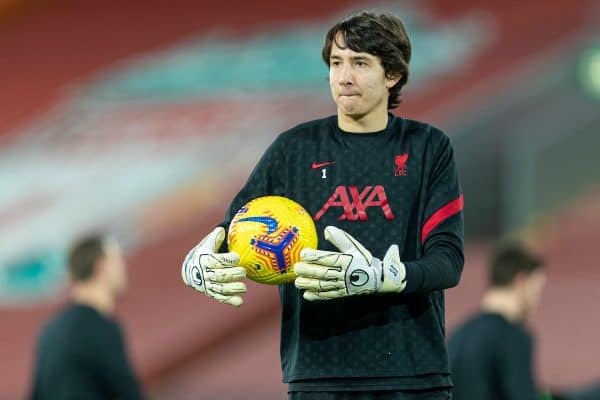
[520,308,531,320]
[337,98,360,111]
[337,101,358,114]
[340,108,368,120]
[112,286,126,299]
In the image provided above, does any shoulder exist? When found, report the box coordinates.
[263,116,335,159]
[396,117,450,148]
[505,321,533,346]
[396,119,457,171]
[36,305,100,350]
[476,315,532,351]
[63,305,121,340]
[38,304,79,336]
[450,313,509,340]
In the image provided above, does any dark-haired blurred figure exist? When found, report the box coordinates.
[29,235,145,400]
[448,243,547,400]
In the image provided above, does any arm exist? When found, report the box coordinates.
[95,323,146,400]
[28,360,42,400]
[498,329,540,400]
[403,131,464,293]
[28,332,45,400]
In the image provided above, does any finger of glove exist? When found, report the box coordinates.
[303,289,347,301]
[295,276,344,291]
[382,244,407,292]
[299,249,353,268]
[197,226,226,253]
[324,226,372,263]
[209,292,244,307]
[294,262,343,279]
[207,266,246,283]
[187,279,208,295]
[207,281,247,295]
[200,252,241,269]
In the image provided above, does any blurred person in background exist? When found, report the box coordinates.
[182,10,463,400]
[447,242,548,400]
[29,234,145,400]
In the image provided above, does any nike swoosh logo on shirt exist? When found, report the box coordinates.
[312,161,336,169]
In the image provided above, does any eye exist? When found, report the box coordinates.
[330,60,341,67]
[356,61,368,67]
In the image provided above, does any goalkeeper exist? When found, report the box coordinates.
[182,10,464,400]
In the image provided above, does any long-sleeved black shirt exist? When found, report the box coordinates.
[29,303,145,400]
[221,114,465,391]
[448,312,539,400]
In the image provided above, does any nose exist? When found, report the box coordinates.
[338,65,353,86]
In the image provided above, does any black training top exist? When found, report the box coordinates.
[222,114,465,391]
[29,303,145,400]
[448,312,539,400]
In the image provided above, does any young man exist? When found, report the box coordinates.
[29,235,145,400]
[182,11,464,399]
[447,243,546,400]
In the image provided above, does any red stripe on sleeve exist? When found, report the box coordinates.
[421,195,464,244]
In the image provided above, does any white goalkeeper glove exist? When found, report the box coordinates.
[294,226,407,301]
[181,227,247,307]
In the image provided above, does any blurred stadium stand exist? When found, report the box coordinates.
[0,0,598,399]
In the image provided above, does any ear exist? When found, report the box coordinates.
[512,272,530,294]
[93,257,108,281]
[385,73,402,89]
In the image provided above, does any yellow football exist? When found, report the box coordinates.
[227,196,318,285]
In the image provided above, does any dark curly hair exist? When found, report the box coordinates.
[322,11,411,109]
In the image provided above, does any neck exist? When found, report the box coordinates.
[337,107,389,133]
[71,284,115,316]
[481,288,523,322]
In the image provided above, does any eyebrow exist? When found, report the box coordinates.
[329,55,371,62]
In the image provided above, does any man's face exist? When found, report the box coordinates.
[524,270,546,315]
[99,239,128,298]
[517,270,546,318]
[328,34,399,120]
